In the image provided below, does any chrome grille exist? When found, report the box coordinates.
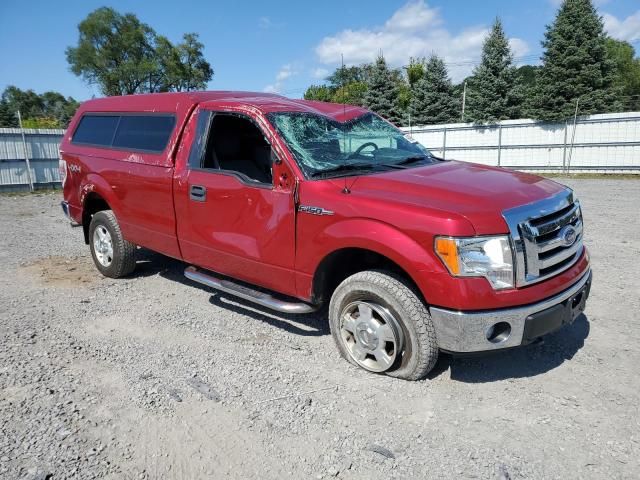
[503,190,584,287]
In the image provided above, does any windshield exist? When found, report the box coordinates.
[267,112,439,178]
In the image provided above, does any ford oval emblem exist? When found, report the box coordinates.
[560,225,577,247]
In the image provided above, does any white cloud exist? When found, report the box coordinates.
[314,0,529,82]
[312,67,329,79]
[603,11,640,43]
[264,64,297,93]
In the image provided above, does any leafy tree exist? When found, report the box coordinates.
[1,86,79,128]
[409,55,459,125]
[528,0,620,121]
[466,18,522,123]
[161,33,213,92]
[21,117,61,129]
[405,57,427,87]
[605,38,640,111]
[0,101,18,127]
[303,84,334,102]
[1,86,44,119]
[66,7,157,95]
[66,7,212,96]
[304,64,371,106]
[40,91,80,127]
[364,54,403,124]
[326,65,367,88]
[333,82,368,106]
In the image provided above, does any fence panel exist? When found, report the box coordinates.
[0,128,64,190]
[402,112,640,173]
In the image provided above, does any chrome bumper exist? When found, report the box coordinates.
[430,268,592,353]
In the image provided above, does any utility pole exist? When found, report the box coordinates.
[16,111,34,192]
[461,81,467,122]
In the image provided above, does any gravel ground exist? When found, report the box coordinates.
[1,178,639,480]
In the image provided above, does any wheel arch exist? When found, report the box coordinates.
[311,247,427,306]
[80,175,120,244]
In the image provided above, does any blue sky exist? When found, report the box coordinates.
[1,0,638,101]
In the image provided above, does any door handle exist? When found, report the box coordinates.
[190,185,206,202]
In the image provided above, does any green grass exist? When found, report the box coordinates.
[542,173,640,180]
[0,187,61,197]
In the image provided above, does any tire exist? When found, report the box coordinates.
[88,210,136,278]
[329,270,438,380]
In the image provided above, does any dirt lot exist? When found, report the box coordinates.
[1,178,639,480]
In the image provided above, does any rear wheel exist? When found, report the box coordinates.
[89,210,136,278]
[329,270,438,380]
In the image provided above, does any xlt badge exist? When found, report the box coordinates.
[298,205,334,216]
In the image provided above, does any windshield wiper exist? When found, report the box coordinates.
[310,163,383,178]
[383,155,432,168]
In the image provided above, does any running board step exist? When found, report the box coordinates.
[184,266,318,314]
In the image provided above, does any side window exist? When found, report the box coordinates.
[187,111,213,169]
[200,113,273,185]
[112,115,175,152]
[71,113,175,153]
[72,115,119,146]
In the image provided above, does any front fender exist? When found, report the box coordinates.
[296,217,444,302]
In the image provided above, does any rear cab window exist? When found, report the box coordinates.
[72,113,176,153]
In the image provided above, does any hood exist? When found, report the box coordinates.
[330,161,567,235]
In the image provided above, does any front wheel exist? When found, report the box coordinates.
[329,270,438,380]
[88,210,136,278]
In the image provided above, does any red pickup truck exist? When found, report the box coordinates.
[59,91,591,380]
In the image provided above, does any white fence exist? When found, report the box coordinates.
[0,128,64,191]
[401,112,640,174]
[1,112,639,192]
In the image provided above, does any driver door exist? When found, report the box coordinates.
[173,107,298,297]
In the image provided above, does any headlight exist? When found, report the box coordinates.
[434,235,514,290]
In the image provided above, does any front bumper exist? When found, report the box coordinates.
[430,268,592,353]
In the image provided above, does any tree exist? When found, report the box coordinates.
[1,86,44,119]
[364,54,403,124]
[66,7,157,96]
[66,7,212,96]
[304,85,334,102]
[528,0,620,121]
[409,55,459,125]
[0,86,79,128]
[333,82,368,106]
[405,57,427,87]
[606,38,640,111]
[0,101,18,127]
[465,18,522,123]
[153,34,212,92]
[326,65,367,88]
[21,117,61,129]
[40,91,80,127]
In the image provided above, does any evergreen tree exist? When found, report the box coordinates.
[466,18,522,123]
[409,55,459,125]
[0,101,18,128]
[364,55,403,124]
[528,0,620,121]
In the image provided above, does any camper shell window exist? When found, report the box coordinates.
[72,113,176,153]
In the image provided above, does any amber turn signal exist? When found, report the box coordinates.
[434,237,460,275]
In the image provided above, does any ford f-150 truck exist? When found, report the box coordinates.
[59,91,591,380]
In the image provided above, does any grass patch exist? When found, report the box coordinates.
[542,173,640,180]
[0,187,61,197]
